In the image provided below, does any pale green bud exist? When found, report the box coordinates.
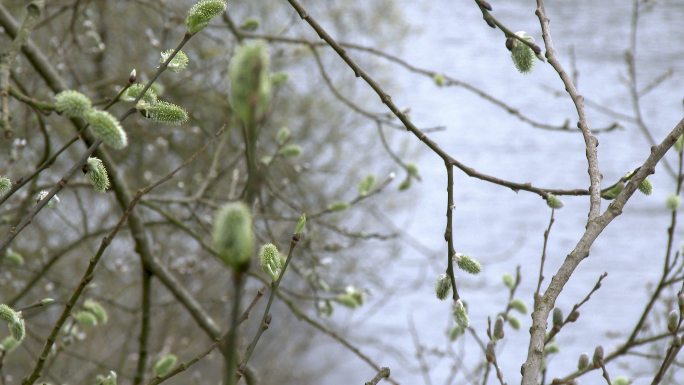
[434,273,452,300]
[601,182,624,200]
[276,126,290,145]
[54,90,92,118]
[546,194,563,209]
[212,202,254,269]
[270,72,288,87]
[85,157,110,192]
[278,144,302,157]
[259,243,282,280]
[453,299,469,329]
[358,174,376,196]
[398,178,411,191]
[454,253,481,274]
[578,353,590,370]
[240,18,259,31]
[294,213,306,235]
[122,83,157,104]
[0,336,20,353]
[83,299,108,324]
[638,178,653,195]
[406,163,419,178]
[142,100,188,125]
[153,354,177,377]
[9,316,24,341]
[509,299,527,314]
[507,315,520,330]
[493,315,505,340]
[613,376,630,385]
[545,341,559,354]
[160,50,189,73]
[485,341,495,362]
[666,194,681,211]
[0,304,20,325]
[0,176,10,194]
[328,201,349,212]
[96,371,117,385]
[74,310,98,327]
[502,272,515,289]
[337,286,364,308]
[4,248,24,266]
[185,0,227,34]
[511,32,535,73]
[229,41,272,126]
[433,73,446,87]
[667,310,678,333]
[86,110,127,149]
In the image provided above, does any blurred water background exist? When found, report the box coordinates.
[314,1,684,384]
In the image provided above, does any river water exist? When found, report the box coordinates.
[320,1,684,384]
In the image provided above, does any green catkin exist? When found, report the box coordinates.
[83,299,108,324]
[153,354,178,377]
[455,253,482,274]
[502,273,515,289]
[601,182,624,200]
[453,299,469,328]
[143,101,189,125]
[229,41,272,127]
[9,317,24,341]
[546,194,564,209]
[666,194,681,211]
[0,176,10,194]
[54,90,92,118]
[185,0,227,34]
[507,315,521,330]
[511,32,535,73]
[578,353,590,370]
[0,336,20,352]
[638,178,653,195]
[85,157,110,192]
[4,248,23,266]
[74,311,98,327]
[278,144,302,157]
[212,202,254,269]
[434,273,452,300]
[122,83,157,104]
[259,243,282,280]
[86,110,127,149]
[160,50,189,72]
[357,175,375,196]
[328,202,349,212]
[509,299,528,314]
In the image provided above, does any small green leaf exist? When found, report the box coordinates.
[294,213,306,235]
[357,174,375,196]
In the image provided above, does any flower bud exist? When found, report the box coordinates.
[278,144,302,157]
[74,310,98,327]
[510,299,528,314]
[259,243,282,280]
[485,341,495,362]
[229,41,272,127]
[502,273,515,289]
[511,32,535,73]
[454,253,482,274]
[54,90,92,118]
[185,0,227,34]
[85,157,110,192]
[357,174,375,196]
[507,315,521,330]
[666,194,681,211]
[453,299,469,329]
[160,50,189,73]
[240,18,260,31]
[433,73,446,87]
[568,310,580,322]
[128,69,137,84]
[667,310,678,333]
[83,299,108,324]
[545,341,559,354]
[36,190,60,208]
[0,336,20,353]
[0,176,11,194]
[328,202,349,212]
[552,307,564,328]
[276,126,290,145]
[493,315,505,340]
[448,326,464,341]
[592,345,604,367]
[86,110,127,149]
[613,376,630,385]
[122,83,157,104]
[434,273,452,300]
[4,248,23,266]
[212,202,254,269]
[546,194,563,209]
[577,353,590,370]
[153,354,177,377]
[294,213,306,235]
[638,178,653,195]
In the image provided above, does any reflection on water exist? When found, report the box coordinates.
[323,1,684,384]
